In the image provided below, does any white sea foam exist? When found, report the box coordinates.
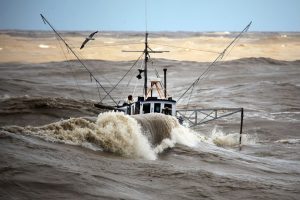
[39,44,49,49]
[0,94,11,99]
[95,112,156,160]
[4,112,257,160]
[275,139,300,144]
[271,111,300,115]
[154,124,205,153]
[154,118,256,152]
[209,127,257,147]
[6,112,156,160]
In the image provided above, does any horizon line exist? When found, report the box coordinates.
[1,29,300,33]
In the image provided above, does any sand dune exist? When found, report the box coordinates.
[0,31,299,63]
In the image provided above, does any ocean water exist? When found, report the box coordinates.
[1,57,300,199]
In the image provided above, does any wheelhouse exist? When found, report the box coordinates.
[117,97,176,116]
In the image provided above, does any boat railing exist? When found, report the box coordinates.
[176,108,244,149]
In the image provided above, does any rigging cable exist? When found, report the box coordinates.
[132,57,145,97]
[127,56,144,87]
[55,35,86,100]
[65,41,114,87]
[177,21,252,104]
[148,57,173,96]
[71,44,111,101]
[150,59,167,95]
[100,52,145,103]
[57,38,100,101]
[145,0,148,32]
[118,57,143,100]
[40,14,117,105]
[150,42,221,54]
[85,42,144,48]
[62,41,104,102]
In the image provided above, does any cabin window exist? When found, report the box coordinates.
[127,106,131,115]
[165,104,172,109]
[143,103,151,114]
[135,102,140,114]
[130,104,135,115]
[163,104,172,115]
[154,103,161,113]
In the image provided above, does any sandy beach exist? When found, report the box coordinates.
[0,31,299,63]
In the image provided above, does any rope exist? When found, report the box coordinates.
[119,58,143,101]
[64,41,114,87]
[59,35,103,101]
[145,0,148,32]
[127,57,143,87]
[41,14,117,105]
[85,42,143,48]
[100,52,145,102]
[55,35,86,100]
[177,22,252,104]
[132,58,144,97]
[148,57,174,98]
[151,42,221,54]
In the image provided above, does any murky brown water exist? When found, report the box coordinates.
[1,34,300,199]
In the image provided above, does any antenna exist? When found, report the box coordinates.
[145,0,148,32]
[99,2,169,100]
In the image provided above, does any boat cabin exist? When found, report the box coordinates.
[117,75,176,116]
[117,96,176,116]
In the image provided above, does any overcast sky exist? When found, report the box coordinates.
[1,0,300,31]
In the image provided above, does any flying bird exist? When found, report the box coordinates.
[80,31,98,49]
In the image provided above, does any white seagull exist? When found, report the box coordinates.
[80,31,98,49]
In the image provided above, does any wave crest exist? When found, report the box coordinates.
[3,112,256,160]
[4,112,156,160]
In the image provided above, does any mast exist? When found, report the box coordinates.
[123,32,169,99]
[144,32,148,97]
[163,68,167,98]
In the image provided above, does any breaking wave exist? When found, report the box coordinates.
[3,112,255,160]
[209,127,257,147]
[4,112,156,160]
[275,138,300,144]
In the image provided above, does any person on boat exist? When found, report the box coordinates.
[163,107,172,115]
[127,95,134,104]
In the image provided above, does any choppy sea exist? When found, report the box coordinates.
[1,57,300,199]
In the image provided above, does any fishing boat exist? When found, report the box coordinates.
[40,14,251,148]
[111,32,177,116]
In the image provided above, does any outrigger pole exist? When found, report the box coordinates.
[177,21,252,102]
[40,14,117,105]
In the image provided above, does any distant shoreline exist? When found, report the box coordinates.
[1,30,300,39]
[1,30,299,63]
